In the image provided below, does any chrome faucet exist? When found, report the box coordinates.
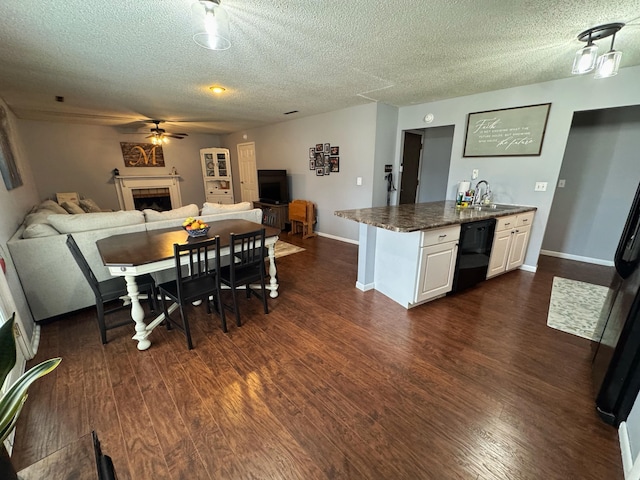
[473,180,490,205]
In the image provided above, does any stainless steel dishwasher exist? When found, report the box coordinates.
[451,219,496,293]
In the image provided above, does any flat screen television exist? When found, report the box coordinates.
[257,170,289,204]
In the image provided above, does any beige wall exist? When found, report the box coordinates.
[0,100,40,330]
[15,120,223,211]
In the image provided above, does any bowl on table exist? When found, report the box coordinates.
[183,225,210,237]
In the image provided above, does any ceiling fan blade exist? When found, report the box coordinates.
[165,134,187,139]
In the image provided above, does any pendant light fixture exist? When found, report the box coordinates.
[572,23,624,78]
[192,0,231,51]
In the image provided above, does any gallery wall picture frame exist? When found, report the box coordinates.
[314,152,325,168]
[329,156,340,172]
[324,164,330,175]
[309,148,315,159]
[316,167,324,176]
[309,159,315,170]
[324,143,330,153]
[330,146,339,155]
[315,143,324,152]
[463,103,551,157]
[120,142,165,167]
[0,105,23,190]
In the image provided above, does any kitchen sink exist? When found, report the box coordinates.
[472,204,516,211]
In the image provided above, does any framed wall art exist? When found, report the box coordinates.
[0,105,23,190]
[463,103,551,157]
[316,167,324,176]
[120,142,165,167]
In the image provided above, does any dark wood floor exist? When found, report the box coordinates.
[12,233,623,479]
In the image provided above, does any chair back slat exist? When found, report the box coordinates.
[229,228,266,268]
[66,234,101,295]
[173,236,220,298]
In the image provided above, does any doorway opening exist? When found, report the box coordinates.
[398,125,455,205]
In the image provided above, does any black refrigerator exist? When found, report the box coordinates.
[592,181,640,426]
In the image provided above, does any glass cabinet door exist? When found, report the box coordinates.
[204,153,215,177]
[217,153,228,177]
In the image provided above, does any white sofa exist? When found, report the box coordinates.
[7,202,264,322]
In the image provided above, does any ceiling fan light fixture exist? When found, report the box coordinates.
[192,0,231,51]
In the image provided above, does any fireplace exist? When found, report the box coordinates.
[133,187,172,211]
[114,175,182,211]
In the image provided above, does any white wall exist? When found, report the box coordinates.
[372,103,399,207]
[542,107,640,262]
[15,120,222,211]
[0,100,40,337]
[223,103,382,240]
[397,65,640,268]
[418,125,454,203]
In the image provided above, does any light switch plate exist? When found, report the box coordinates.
[472,169,479,180]
[558,179,566,188]
[356,177,363,186]
[535,182,548,192]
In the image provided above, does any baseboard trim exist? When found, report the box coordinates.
[316,231,359,245]
[540,250,614,267]
[356,281,375,292]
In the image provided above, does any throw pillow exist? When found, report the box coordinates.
[201,201,252,216]
[143,204,199,223]
[24,211,52,226]
[61,201,86,214]
[79,198,103,213]
[22,223,60,238]
[37,199,68,215]
[48,210,145,233]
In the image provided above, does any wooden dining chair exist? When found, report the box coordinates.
[218,228,269,327]
[65,234,158,345]
[157,236,226,350]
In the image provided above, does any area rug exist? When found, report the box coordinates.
[546,276,609,340]
[274,240,305,258]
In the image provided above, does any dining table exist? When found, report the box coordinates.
[96,219,280,351]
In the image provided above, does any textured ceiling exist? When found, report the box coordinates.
[0,1,639,135]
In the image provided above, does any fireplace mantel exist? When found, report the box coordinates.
[114,174,183,211]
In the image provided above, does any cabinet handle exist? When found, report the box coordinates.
[504,222,511,226]
[439,234,447,238]
[515,229,520,233]
[522,219,529,223]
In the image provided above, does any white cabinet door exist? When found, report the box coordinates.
[415,240,458,303]
[507,225,531,271]
[487,229,513,278]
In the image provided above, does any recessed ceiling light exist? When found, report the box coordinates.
[209,85,226,94]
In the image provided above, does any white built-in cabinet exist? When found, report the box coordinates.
[487,211,534,278]
[373,224,460,308]
[200,147,234,204]
[415,225,460,303]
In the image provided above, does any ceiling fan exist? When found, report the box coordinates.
[146,120,188,145]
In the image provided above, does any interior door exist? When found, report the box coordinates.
[399,132,422,204]
[237,142,259,203]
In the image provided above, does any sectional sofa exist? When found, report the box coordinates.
[7,201,264,322]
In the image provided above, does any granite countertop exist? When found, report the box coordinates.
[334,201,537,233]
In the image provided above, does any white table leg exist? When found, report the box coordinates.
[124,275,151,351]
[267,243,279,298]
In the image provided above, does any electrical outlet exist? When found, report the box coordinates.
[534,182,548,192]
[472,169,479,180]
[558,179,566,188]
[356,177,363,186]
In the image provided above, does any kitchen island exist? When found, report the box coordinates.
[335,201,537,308]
